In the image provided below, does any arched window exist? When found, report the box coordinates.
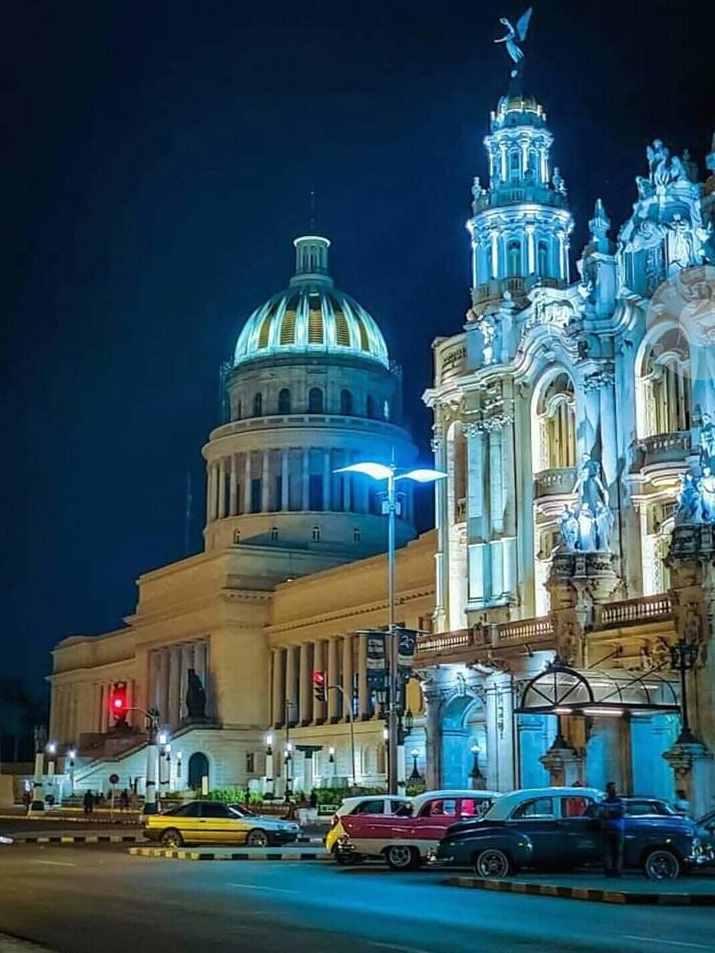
[353,527,361,542]
[508,149,520,181]
[270,526,279,541]
[537,240,549,277]
[278,388,291,415]
[312,525,321,541]
[507,240,521,277]
[639,331,691,437]
[366,394,377,419]
[340,389,353,416]
[308,387,324,414]
[252,392,263,417]
[534,373,577,472]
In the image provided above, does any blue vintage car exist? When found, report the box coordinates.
[435,787,701,880]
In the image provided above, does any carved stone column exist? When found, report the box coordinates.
[313,641,326,724]
[285,647,298,726]
[272,648,285,727]
[357,633,370,720]
[299,642,312,726]
[342,635,354,720]
[229,455,238,516]
[327,638,340,723]
[431,427,448,632]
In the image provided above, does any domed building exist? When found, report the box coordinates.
[46,234,433,800]
[204,235,417,557]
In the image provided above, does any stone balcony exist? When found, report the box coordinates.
[631,431,691,483]
[415,615,554,663]
[594,593,673,629]
[533,467,577,517]
[415,595,673,666]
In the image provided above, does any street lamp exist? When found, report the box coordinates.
[328,746,336,784]
[265,733,275,799]
[669,638,700,744]
[67,749,76,798]
[285,743,293,798]
[409,748,421,782]
[335,460,446,795]
[469,743,486,790]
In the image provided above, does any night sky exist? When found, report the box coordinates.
[3,1,711,696]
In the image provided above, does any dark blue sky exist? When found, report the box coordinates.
[3,0,711,696]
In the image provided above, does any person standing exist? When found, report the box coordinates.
[598,781,626,877]
[83,790,94,816]
[673,789,692,817]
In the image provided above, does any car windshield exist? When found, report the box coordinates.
[227,805,254,818]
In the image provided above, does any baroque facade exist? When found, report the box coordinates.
[48,58,715,814]
[420,71,715,815]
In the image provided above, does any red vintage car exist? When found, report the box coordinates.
[340,789,500,870]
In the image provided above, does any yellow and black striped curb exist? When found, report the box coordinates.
[13,834,142,844]
[445,875,715,905]
[128,846,330,861]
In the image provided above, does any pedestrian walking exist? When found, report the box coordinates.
[83,790,94,816]
[673,789,692,817]
[597,781,626,877]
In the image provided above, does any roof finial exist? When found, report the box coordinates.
[309,190,316,232]
[494,8,533,79]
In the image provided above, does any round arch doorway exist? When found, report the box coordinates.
[440,694,487,790]
[188,752,209,792]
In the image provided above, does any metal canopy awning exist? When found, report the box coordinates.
[516,659,680,716]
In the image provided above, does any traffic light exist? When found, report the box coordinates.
[110,681,128,723]
[312,670,326,702]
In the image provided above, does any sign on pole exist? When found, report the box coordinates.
[365,631,387,691]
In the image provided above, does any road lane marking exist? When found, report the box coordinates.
[32,860,77,867]
[225,882,299,894]
[622,939,710,950]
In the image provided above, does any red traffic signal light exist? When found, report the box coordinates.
[312,670,326,702]
[110,681,128,722]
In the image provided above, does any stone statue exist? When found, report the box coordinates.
[701,466,715,522]
[675,472,703,525]
[700,413,715,469]
[573,453,609,511]
[559,505,579,550]
[681,149,699,184]
[494,7,533,77]
[667,214,695,270]
[185,669,207,720]
[594,500,614,551]
[472,176,485,206]
[552,167,566,194]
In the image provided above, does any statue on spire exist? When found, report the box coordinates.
[494,8,533,78]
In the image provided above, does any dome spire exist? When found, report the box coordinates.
[292,235,332,284]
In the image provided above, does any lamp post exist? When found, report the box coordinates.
[669,638,700,744]
[409,748,421,782]
[30,726,47,813]
[265,733,275,799]
[327,683,357,788]
[67,749,76,798]
[335,461,446,794]
[285,743,293,798]
[328,746,336,785]
[469,743,486,790]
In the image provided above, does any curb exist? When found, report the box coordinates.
[0,814,142,826]
[445,875,715,906]
[128,846,329,861]
[13,835,142,845]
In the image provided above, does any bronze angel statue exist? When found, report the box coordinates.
[494,8,533,77]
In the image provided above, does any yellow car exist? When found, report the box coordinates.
[144,800,301,848]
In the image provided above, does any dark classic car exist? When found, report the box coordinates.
[434,787,701,880]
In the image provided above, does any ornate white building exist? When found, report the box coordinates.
[420,66,715,814]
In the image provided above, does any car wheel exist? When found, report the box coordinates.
[385,845,420,871]
[246,828,270,848]
[160,829,183,848]
[475,848,512,879]
[644,848,680,880]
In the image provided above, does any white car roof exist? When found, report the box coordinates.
[484,787,604,821]
[409,789,501,809]
[337,794,410,815]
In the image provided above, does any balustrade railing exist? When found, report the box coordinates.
[595,593,673,629]
[533,467,577,499]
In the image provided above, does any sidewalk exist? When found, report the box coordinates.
[446,870,715,905]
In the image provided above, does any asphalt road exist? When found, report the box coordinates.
[0,845,713,953]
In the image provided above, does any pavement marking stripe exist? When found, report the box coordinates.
[32,860,77,867]
[621,938,710,950]
[225,883,299,893]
